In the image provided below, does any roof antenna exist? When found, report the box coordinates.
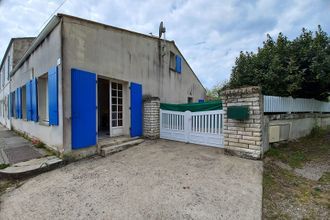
[159,21,167,57]
[159,21,166,39]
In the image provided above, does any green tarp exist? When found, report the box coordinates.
[160,100,222,112]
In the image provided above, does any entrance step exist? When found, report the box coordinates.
[98,136,139,148]
[100,139,144,157]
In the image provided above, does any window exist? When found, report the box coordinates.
[22,85,27,119]
[1,67,4,87]
[111,82,123,127]
[169,52,182,73]
[188,97,193,103]
[170,51,175,70]
[38,73,48,124]
[7,56,10,80]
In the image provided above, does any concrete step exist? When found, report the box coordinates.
[98,136,139,148]
[101,139,144,157]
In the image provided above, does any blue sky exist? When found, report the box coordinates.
[0,0,329,89]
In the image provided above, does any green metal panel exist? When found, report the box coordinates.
[227,106,249,120]
[160,100,222,112]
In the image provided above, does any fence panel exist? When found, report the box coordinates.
[264,95,330,113]
[160,109,224,148]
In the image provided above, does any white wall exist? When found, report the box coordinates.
[10,23,63,152]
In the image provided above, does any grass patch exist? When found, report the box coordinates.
[263,127,330,219]
[0,164,10,169]
[265,127,329,168]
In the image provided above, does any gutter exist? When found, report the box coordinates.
[10,16,61,77]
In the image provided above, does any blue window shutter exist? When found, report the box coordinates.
[26,81,32,121]
[48,66,58,125]
[7,95,10,119]
[15,88,19,118]
[18,88,22,119]
[31,78,38,122]
[198,99,204,103]
[175,55,182,73]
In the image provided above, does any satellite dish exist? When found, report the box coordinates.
[159,21,166,38]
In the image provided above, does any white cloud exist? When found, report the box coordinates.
[0,0,329,88]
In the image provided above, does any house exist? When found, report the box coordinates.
[1,14,206,155]
[0,37,35,129]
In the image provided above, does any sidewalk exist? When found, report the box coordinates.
[0,125,62,178]
[0,126,45,165]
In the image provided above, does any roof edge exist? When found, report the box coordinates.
[57,13,174,43]
[10,16,61,77]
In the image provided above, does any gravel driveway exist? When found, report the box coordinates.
[0,139,263,220]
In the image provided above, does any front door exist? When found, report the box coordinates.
[110,81,124,136]
[71,69,97,149]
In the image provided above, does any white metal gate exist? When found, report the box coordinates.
[160,109,224,148]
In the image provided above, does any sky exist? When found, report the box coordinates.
[0,0,329,89]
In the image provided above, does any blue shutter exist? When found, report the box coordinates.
[175,55,182,73]
[198,99,204,103]
[7,95,10,119]
[71,68,97,149]
[15,88,19,118]
[48,66,59,125]
[31,78,38,122]
[130,82,143,137]
[17,88,22,119]
[26,81,32,121]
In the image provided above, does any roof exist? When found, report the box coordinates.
[10,14,206,92]
[0,37,35,71]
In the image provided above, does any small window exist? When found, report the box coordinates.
[22,85,27,120]
[170,51,175,70]
[188,97,193,103]
[38,73,48,124]
[2,67,4,87]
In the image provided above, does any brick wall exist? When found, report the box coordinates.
[143,97,160,139]
[221,86,264,159]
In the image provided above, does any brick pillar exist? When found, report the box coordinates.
[143,97,160,139]
[221,86,264,159]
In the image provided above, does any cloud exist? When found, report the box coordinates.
[0,0,329,89]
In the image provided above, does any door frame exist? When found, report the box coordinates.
[96,75,126,139]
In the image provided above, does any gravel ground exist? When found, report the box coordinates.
[0,139,263,220]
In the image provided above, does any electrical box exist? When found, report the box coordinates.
[227,106,249,120]
[269,124,290,143]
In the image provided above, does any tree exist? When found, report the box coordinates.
[227,26,330,100]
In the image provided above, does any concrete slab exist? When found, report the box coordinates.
[0,156,63,175]
[4,145,43,164]
[0,140,263,220]
[3,136,30,147]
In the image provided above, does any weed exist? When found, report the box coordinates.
[0,164,10,169]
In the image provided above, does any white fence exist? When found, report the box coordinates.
[264,95,330,113]
[160,109,224,148]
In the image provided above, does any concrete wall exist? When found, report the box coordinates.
[266,113,330,140]
[61,15,206,151]
[10,23,64,152]
[0,38,35,129]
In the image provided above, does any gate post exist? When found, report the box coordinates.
[184,111,191,143]
[143,97,160,139]
[221,86,265,159]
